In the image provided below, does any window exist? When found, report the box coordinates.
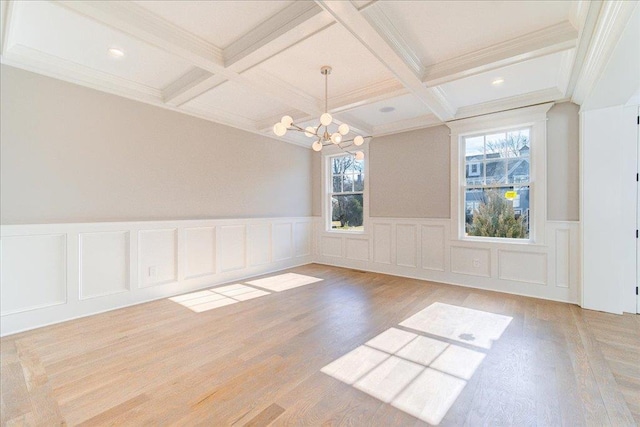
[329,154,364,232]
[463,127,531,239]
[449,103,550,244]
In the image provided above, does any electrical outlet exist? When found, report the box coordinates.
[472,259,480,268]
[148,266,157,277]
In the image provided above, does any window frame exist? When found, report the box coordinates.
[448,104,552,245]
[322,148,368,234]
[462,126,533,240]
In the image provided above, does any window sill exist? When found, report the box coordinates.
[325,229,366,235]
[454,236,546,248]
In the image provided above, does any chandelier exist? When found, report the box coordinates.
[272,66,371,159]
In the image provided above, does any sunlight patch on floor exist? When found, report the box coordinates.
[246,273,322,292]
[399,302,513,349]
[321,303,513,425]
[169,284,270,313]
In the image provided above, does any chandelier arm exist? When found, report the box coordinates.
[340,136,373,144]
[289,124,306,132]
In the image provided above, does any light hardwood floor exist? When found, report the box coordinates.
[1,264,639,426]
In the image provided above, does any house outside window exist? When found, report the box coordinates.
[328,154,365,232]
[463,128,531,239]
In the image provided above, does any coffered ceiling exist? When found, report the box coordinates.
[1,0,636,147]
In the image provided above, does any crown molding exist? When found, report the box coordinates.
[372,114,442,137]
[179,99,258,130]
[361,3,424,78]
[2,44,162,101]
[454,87,563,121]
[316,0,455,121]
[423,21,578,87]
[572,0,637,104]
[447,102,555,134]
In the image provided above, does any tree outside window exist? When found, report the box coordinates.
[464,128,531,239]
[330,155,364,231]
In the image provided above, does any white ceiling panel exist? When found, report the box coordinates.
[182,80,297,123]
[134,0,294,49]
[10,1,193,90]
[338,93,432,127]
[438,51,569,109]
[375,1,575,66]
[3,0,616,146]
[253,24,395,100]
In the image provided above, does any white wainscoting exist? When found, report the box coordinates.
[315,218,580,304]
[0,217,314,336]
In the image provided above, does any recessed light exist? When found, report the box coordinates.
[108,47,125,58]
[492,78,504,86]
[380,106,395,113]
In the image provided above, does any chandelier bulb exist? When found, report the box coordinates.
[320,113,332,126]
[355,151,364,160]
[304,126,316,137]
[280,115,293,128]
[338,123,349,135]
[353,135,364,146]
[331,132,342,144]
[273,122,287,136]
[312,140,323,151]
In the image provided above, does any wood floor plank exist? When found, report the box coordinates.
[241,403,285,427]
[1,264,638,426]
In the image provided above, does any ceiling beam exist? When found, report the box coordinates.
[315,0,456,121]
[0,0,16,56]
[224,2,323,67]
[564,1,603,99]
[165,3,334,107]
[423,21,579,87]
[56,0,323,116]
[360,3,424,78]
[570,0,637,104]
[162,68,218,106]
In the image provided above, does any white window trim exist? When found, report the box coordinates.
[321,144,369,235]
[448,103,553,245]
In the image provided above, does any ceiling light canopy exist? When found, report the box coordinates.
[272,66,371,159]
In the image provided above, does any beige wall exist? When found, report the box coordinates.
[369,125,451,218]
[1,65,312,224]
[311,151,322,216]
[547,102,580,221]
[312,102,580,221]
